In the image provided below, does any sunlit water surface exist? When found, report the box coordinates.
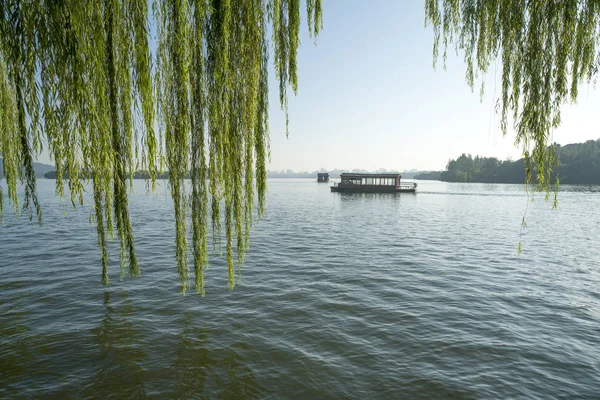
[1,179,599,399]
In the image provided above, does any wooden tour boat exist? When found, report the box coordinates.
[317,173,330,183]
[330,173,417,193]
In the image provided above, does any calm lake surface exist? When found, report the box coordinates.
[1,179,599,399]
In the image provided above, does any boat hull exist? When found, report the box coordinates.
[330,185,416,193]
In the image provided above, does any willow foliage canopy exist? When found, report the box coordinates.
[0,0,322,295]
[426,0,600,204]
[2,1,599,293]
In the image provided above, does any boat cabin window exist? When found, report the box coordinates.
[341,177,363,185]
[340,175,400,186]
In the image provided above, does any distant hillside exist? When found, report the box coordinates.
[0,159,54,178]
[43,169,170,179]
[32,162,55,177]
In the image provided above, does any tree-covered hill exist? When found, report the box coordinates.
[441,140,600,184]
[0,159,54,178]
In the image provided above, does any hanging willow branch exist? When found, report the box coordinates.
[425,0,600,204]
[0,0,322,294]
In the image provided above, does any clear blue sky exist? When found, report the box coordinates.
[267,1,600,172]
[32,1,600,172]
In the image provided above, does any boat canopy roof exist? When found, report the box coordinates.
[340,173,401,179]
[317,173,329,176]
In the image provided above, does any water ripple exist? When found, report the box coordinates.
[1,179,599,398]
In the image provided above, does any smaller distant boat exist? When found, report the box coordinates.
[317,172,329,183]
[330,173,417,193]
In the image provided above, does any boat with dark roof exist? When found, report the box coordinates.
[330,173,416,193]
[317,172,329,182]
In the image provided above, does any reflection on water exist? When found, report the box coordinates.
[559,184,600,193]
[172,313,265,399]
[215,342,264,399]
[171,314,214,399]
[0,282,32,397]
[82,291,147,399]
[1,288,266,398]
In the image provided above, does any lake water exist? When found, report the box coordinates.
[1,179,599,399]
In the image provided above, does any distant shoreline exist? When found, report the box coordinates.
[12,137,600,185]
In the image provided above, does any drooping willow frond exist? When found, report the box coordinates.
[0,0,321,294]
[426,0,600,203]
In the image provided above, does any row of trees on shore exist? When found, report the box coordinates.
[415,140,600,184]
